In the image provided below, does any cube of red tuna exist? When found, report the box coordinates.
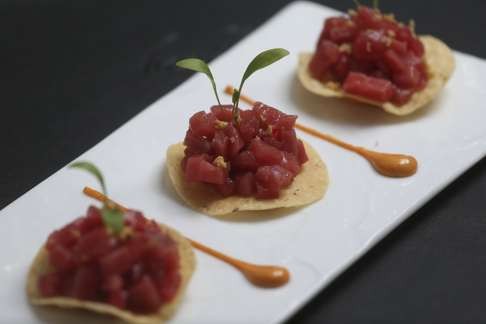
[297,140,309,164]
[38,272,63,297]
[352,30,389,61]
[189,111,216,138]
[215,177,235,196]
[383,49,408,74]
[343,72,395,102]
[275,115,297,130]
[48,244,76,271]
[352,6,385,30]
[73,227,113,263]
[238,109,260,142]
[393,64,422,89]
[332,52,352,82]
[69,264,99,300]
[184,155,225,185]
[71,206,103,234]
[124,210,148,231]
[255,165,294,199]
[107,290,127,309]
[210,104,234,122]
[252,102,285,126]
[184,129,211,155]
[323,17,357,44]
[408,37,425,57]
[100,237,147,277]
[223,124,245,159]
[392,88,414,106]
[280,152,302,175]
[278,129,299,156]
[128,275,162,313]
[156,269,181,303]
[232,150,258,172]
[309,40,340,80]
[390,39,408,55]
[211,131,228,157]
[250,138,283,166]
[102,274,124,293]
[127,263,145,285]
[46,224,79,250]
[235,172,256,196]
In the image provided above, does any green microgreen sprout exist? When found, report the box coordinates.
[232,48,289,123]
[176,48,289,124]
[69,161,124,235]
[176,58,221,106]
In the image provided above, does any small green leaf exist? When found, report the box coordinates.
[101,205,124,234]
[233,48,289,111]
[69,161,107,195]
[353,0,362,7]
[231,89,241,123]
[241,48,289,85]
[70,161,125,235]
[372,0,379,9]
[176,58,222,106]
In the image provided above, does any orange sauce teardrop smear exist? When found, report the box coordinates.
[82,187,290,288]
[224,86,418,178]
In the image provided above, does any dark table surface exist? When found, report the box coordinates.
[2,0,486,323]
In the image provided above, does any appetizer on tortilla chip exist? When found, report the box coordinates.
[27,162,195,324]
[298,4,455,116]
[169,49,329,216]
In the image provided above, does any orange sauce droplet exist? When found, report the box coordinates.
[189,239,290,288]
[225,86,418,178]
[356,149,418,178]
[83,187,290,288]
[294,123,418,178]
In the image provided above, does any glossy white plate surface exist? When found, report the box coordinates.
[2,1,486,323]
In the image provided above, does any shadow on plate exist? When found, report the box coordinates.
[31,304,119,324]
[159,163,188,210]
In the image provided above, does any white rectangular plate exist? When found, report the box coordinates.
[2,1,486,323]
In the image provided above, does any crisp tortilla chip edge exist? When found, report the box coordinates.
[166,141,329,217]
[297,35,455,116]
[26,224,196,324]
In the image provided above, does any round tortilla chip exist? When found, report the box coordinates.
[166,141,329,217]
[297,35,455,116]
[26,224,196,324]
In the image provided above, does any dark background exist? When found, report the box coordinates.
[1,1,486,323]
